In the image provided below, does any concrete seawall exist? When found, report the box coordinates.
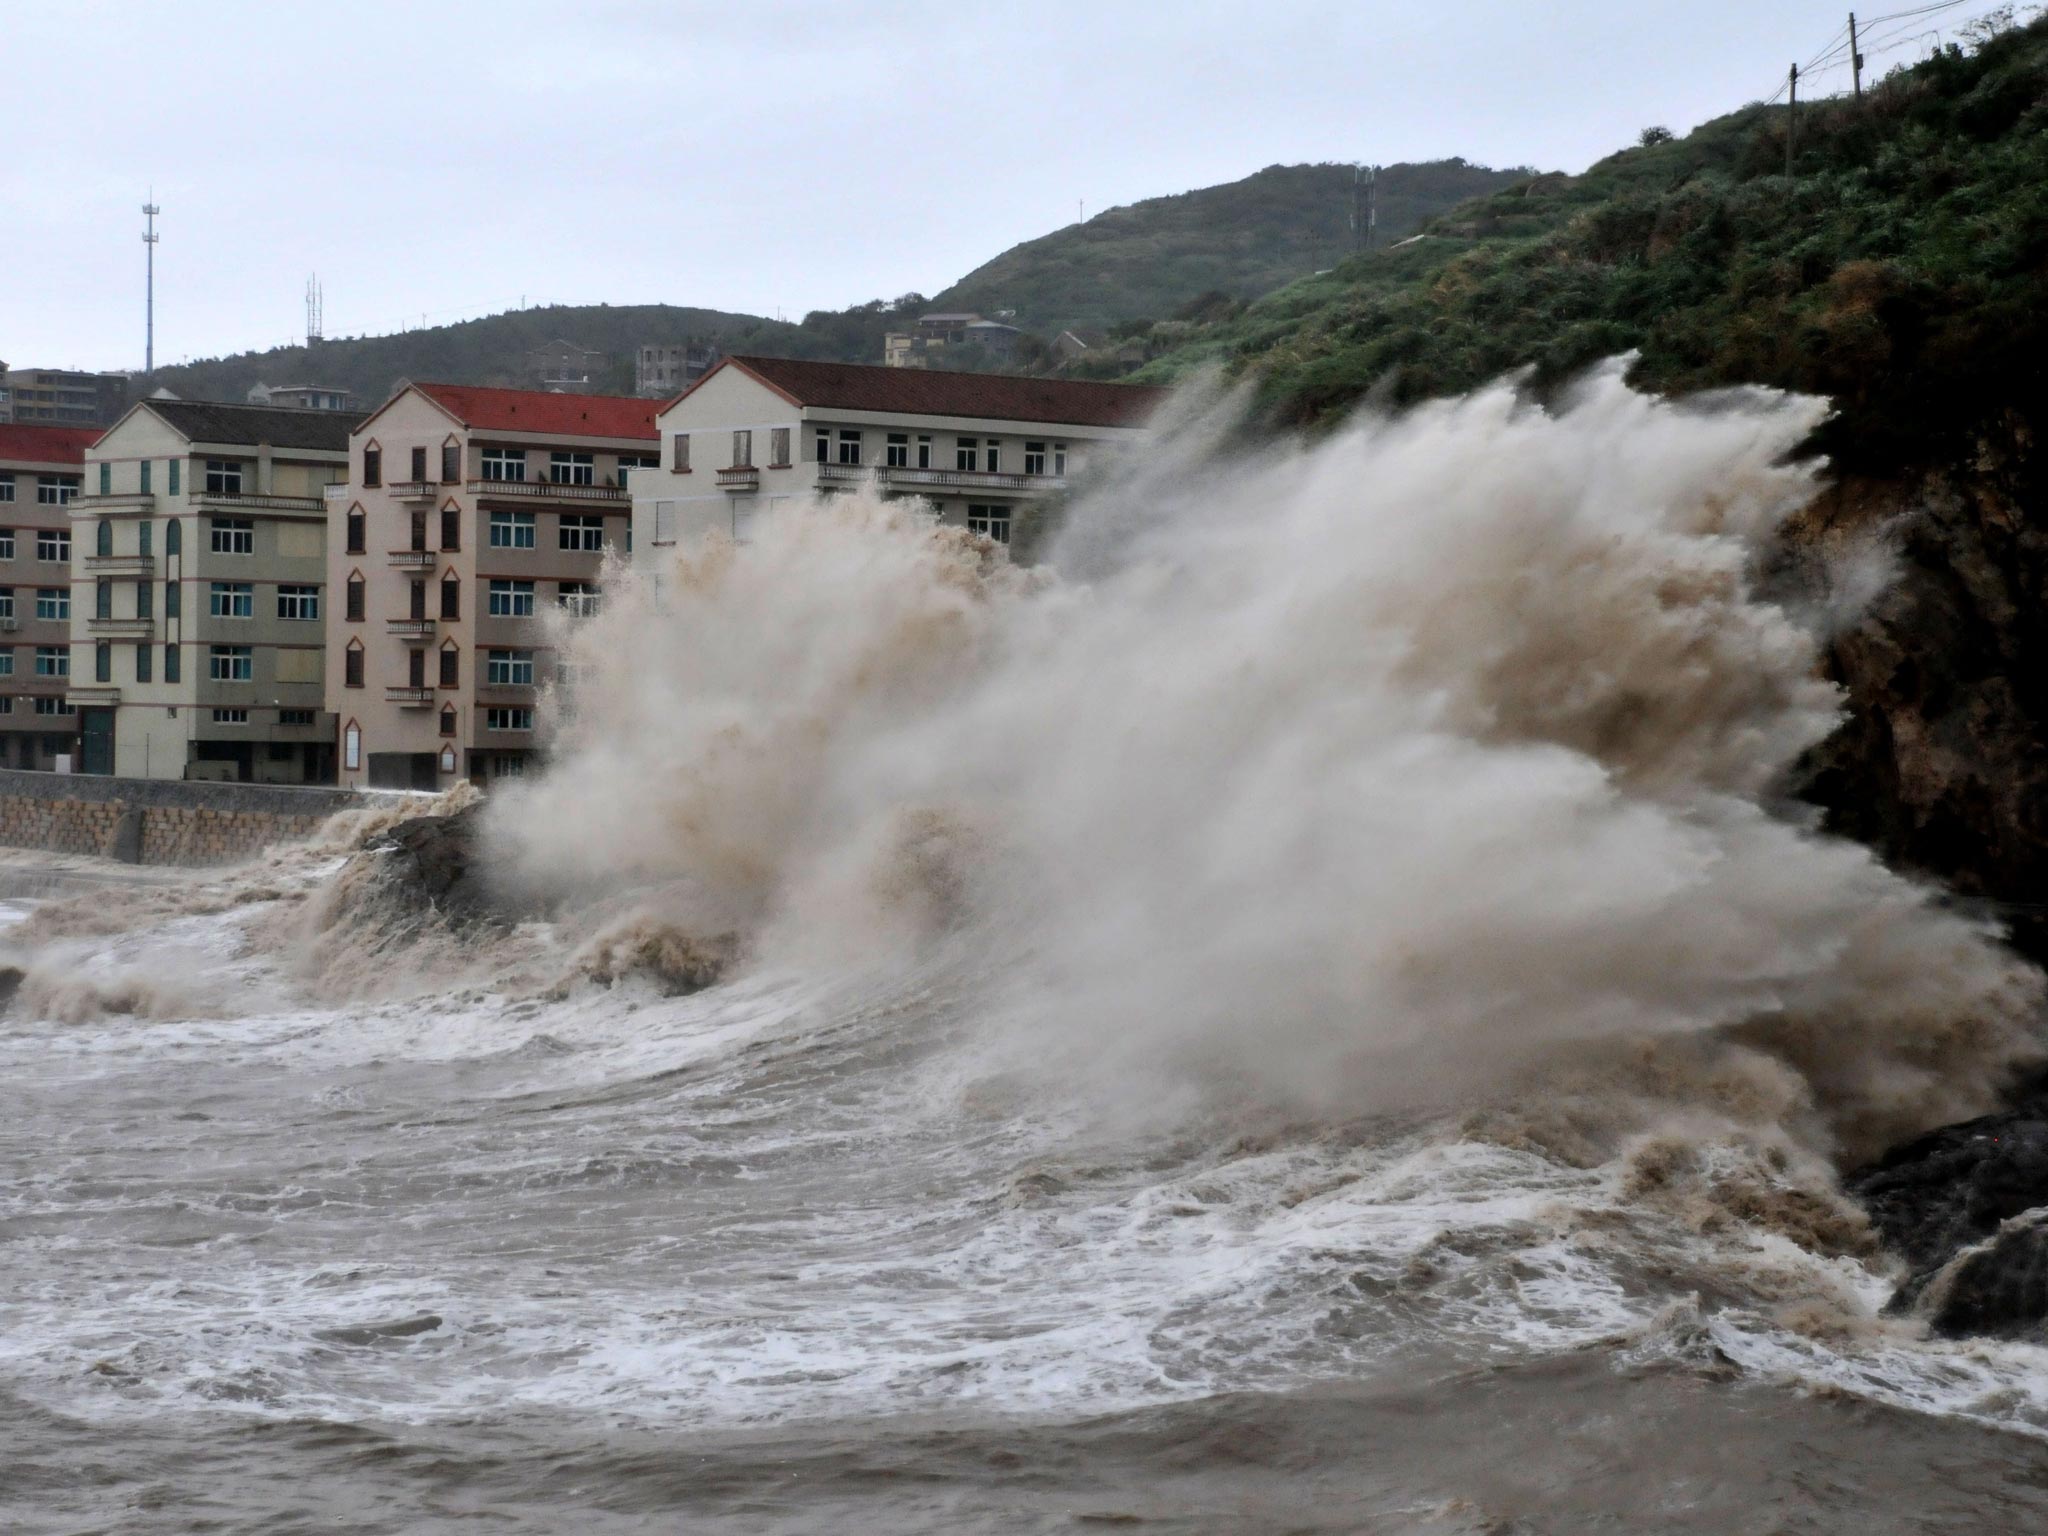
[0,771,422,866]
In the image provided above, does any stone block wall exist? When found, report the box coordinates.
[0,771,428,867]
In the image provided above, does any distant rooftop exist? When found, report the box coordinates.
[696,356,1169,429]
[0,424,103,465]
[410,382,659,440]
[138,398,363,451]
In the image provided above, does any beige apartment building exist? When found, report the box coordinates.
[329,382,657,789]
[66,400,359,781]
[634,356,1167,559]
[0,425,96,769]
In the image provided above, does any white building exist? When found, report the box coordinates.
[634,356,1166,559]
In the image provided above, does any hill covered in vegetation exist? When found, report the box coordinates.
[934,160,1533,337]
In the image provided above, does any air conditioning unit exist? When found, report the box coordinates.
[0,617,19,631]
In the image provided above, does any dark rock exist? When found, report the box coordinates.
[315,1313,445,1346]
[367,804,537,928]
[1846,1076,2048,1335]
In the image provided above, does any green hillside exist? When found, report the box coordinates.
[934,160,1535,336]
[1136,14,2048,473]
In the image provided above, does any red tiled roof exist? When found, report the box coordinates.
[696,356,1170,429]
[412,383,659,440]
[0,424,103,466]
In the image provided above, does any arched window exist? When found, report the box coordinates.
[344,638,364,688]
[346,572,366,622]
[165,519,182,556]
[343,721,362,771]
[441,572,461,620]
[96,520,112,557]
[346,505,366,555]
[439,704,457,737]
[439,642,459,688]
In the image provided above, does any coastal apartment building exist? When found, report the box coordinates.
[634,356,1166,558]
[329,382,657,789]
[0,367,131,428]
[65,400,359,781]
[0,425,96,769]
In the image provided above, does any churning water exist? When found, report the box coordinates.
[6,366,2048,1533]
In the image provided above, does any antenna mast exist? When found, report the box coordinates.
[306,274,324,345]
[142,195,160,373]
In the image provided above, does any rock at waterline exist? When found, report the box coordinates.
[1847,1080,2048,1338]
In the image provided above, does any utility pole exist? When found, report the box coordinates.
[1786,63,1799,175]
[1365,164,1378,252]
[1849,12,1865,100]
[142,196,160,374]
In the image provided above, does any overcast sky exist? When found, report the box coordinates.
[1,0,2004,372]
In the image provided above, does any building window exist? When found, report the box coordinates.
[34,646,67,677]
[814,430,829,465]
[549,451,594,486]
[37,476,79,505]
[0,590,10,620]
[36,529,69,562]
[487,649,535,685]
[557,581,600,617]
[204,460,243,496]
[165,644,180,683]
[0,477,12,504]
[1024,442,1046,475]
[0,648,12,674]
[96,579,112,620]
[956,438,979,472]
[968,504,1012,545]
[731,430,753,469]
[440,703,458,737]
[616,455,656,491]
[168,459,180,496]
[210,645,254,682]
[488,579,535,617]
[837,430,862,466]
[346,574,365,623]
[277,585,320,621]
[769,427,791,467]
[210,582,254,619]
[671,433,690,473]
[211,708,249,724]
[986,441,1001,474]
[137,580,152,619]
[344,644,363,687]
[95,520,112,557]
[363,446,382,487]
[409,446,428,482]
[440,646,459,687]
[98,463,111,495]
[135,644,151,683]
[1054,443,1068,475]
[166,582,180,618]
[489,510,536,549]
[441,574,460,620]
[886,434,909,468]
[441,506,461,550]
[33,696,65,716]
[0,529,12,558]
[279,708,315,726]
[94,642,111,683]
[139,520,152,556]
[140,461,153,495]
[441,443,461,483]
[35,589,67,621]
[409,510,428,552]
[481,448,525,482]
[917,435,933,469]
[559,514,604,552]
[0,697,12,714]
[486,707,534,732]
[210,518,254,554]
[165,518,181,555]
[346,507,365,554]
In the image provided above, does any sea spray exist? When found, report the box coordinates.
[490,361,2043,1160]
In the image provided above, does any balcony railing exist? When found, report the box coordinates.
[59,686,113,707]
[87,617,155,638]
[384,687,435,707]
[387,618,436,639]
[716,466,760,489]
[815,462,870,483]
[70,493,156,513]
[192,490,326,513]
[387,549,436,568]
[84,554,157,576]
[466,477,628,503]
[875,466,1065,494]
[387,480,444,502]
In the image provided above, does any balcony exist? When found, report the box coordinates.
[387,480,444,503]
[84,553,157,576]
[387,549,436,569]
[87,617,155,639]
[716,466,759,490]
[71,493,156,515]
[467,478,627,504]
[387,618,437,639]
[193,490,326,513]
[61,686,115,708]
[876,466,1065,495]
[816,462,871,484]
[384,687,435,708]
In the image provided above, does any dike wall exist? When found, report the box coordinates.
[0,771,417,866]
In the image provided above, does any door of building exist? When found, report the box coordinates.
[80,709,115,775]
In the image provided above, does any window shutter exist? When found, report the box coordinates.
[441,507,460,550]
[364,447,381,487]
[346,576,365,622]
[345,646,363,687]
[442,444,460,483]
[346,509,365,555]
[440,647,459,687]
[410,447,428,482]
[673,433,690,472]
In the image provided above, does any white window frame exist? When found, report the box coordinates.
[204,460,244,496]
[956,438,979,472]
[481,448,527,483]
[549,451,595,487]
[210,708,250,724]
[34,646,68,677]
[558,582,600,617]
[1024,442,1047,475]
[489,510,536,549]
[488,579,535,617]
[35,588,67,621]
[486,707,535,732]
[209,645,254,682]
[967,504,1012,545]
[277,585,320,621]
[0,477,13,504]
[36,528,69,562]
[486,649,535,686]
[558,514,605,553]
[209,582,254,619]
[32,695,65,715]
[837,430,862,466]
[885,434,909,468]
[210,518,254,555]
